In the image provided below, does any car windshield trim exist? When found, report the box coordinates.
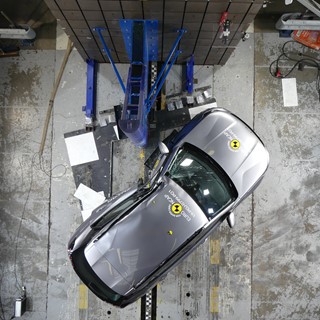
[165,143,238,219]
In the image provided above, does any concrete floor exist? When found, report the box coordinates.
[0,26,319,320]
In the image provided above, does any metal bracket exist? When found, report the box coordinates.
[296,0,320,17]
[0,11,36,40]
[276,12,320,29]
[277,0,320,30]
[0,24,36,40]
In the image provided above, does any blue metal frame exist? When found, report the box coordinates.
[146,49,182,113]
[118,20,152,146]
[84,59,96,121]
[119,63,149,146]
[186,54,194,94]
[145,29,186,109]
[93,27,126,93]
[120,19,158,62]
[94,23,186,147]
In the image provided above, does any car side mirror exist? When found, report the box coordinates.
[227,212,235,228]
[159,142,169,155]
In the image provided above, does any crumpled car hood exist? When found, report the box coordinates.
[85,177,208,295]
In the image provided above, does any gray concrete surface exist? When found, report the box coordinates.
[0,49,55,320]
[0,28,319,320]
[252,33,320,320]
[213,36,255,320]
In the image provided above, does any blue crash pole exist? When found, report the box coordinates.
[93,27,126,94]
[145,29,186,104]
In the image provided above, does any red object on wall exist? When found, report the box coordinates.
[219,11,229,29]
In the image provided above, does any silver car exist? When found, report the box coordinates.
[68,107,269,307]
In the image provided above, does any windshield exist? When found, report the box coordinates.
[165,143,237,218]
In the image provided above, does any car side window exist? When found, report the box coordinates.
[165,143,237,218]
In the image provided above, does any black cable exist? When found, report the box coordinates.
[12,149,67,290]
[8,146,67,320]
[269,40,320,101]
[13,155,35,292]
[33,152,67,179]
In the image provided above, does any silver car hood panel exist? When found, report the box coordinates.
[179,109,269,196]
[84,240,133,295]
[85,177,208,295]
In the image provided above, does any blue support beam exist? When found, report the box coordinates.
[93,27,126,94]
[145,29,186,108]
[186,54,194,94]
[147,49,182,113]
[82,59,96,129]
[118,20,157,147]
[94,22,186,147]
[120,20,158,62]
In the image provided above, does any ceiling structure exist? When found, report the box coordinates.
[44,0,265,65]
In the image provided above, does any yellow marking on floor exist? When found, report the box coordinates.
[210,239,220,264]
[161,93,166,110]
[157,283,162,304]
[79,284,88,309]
[153,159,160,170]
[139,149,145,179]
[210,286,219,313]
[139,149,145,160]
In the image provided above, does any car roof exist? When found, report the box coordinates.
[177,108,269,197]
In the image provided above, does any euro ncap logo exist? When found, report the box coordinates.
[230,139,240,150]
[171,203,182,215]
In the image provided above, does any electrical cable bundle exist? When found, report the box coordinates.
[269,40,320,101]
